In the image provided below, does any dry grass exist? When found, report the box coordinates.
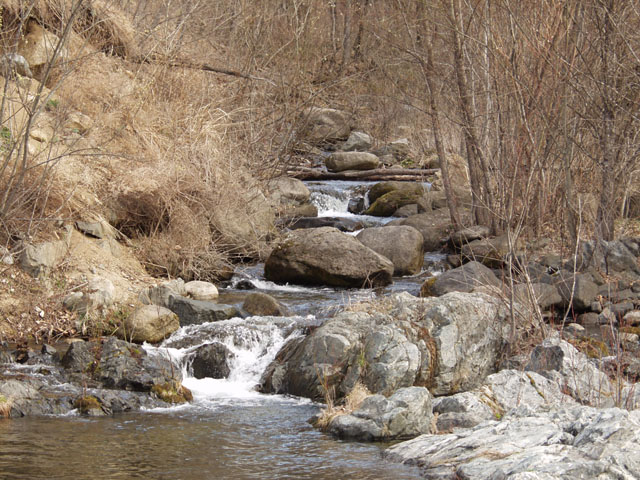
[315,381,371,430]
[0,394,12,418]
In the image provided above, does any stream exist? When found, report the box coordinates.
[0,180,442,479]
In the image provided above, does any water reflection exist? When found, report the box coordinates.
[0,398,421,480]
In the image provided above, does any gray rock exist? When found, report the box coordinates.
[61,337,180,391]
[623,310,640,326]
[120,304,179,343]
[19,239,69,277]
[526,335,617,407]
[513,282,562,311]
[184,280,218,301]
[76,220,110,239]
[328,387,433,441]
[555,272,599,311]
[367,182,426,204]
[0,246,14,265]
[242,292,290,316]
[356,226,424,276]
[300,107,352,144]
[190,343,235,379]
[139,279,186,308]
[421,261,501,297]
[264,227,394,288]
[168,295,240,326]
[62,277,115,315]
[0,53,32,78]
[341,131,372,152]
[449,225,491,248]
[260,291,509,400]
[389,210,451,251]
[461,234,519,268]
[267,176,311,205]
[577,240,640,275]
[385,405,640,479]
[325,152,380,172]
[392,204,419,217]
[284,216,364,232]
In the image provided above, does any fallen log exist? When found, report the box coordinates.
[288,167,439,181]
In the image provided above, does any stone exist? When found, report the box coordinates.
[17,20,68,80]
[264,227,394,288]
[139,280,186,308]
[260,291,509,401]
[119,305,179,343]
[19,239,69,277]
[65,111,93,134]
[623,310,640,326]
[283,216,364,232]
[61,337,180,391]
[374,138,411,162]
[190,343,235,379]
[368,182,426,204]
[277,203,318,219]
[576,240,640,275]
[389,210,451,251]
[267,176,311,205]
[184,280,218,301]
[555,272,599,311]
[0,246,13,265]
[0,53,32,78]
[449,225,490,248]
[75,220,109,239]
[385,405,640,479]
[347,197,365,215]
[242,292,290,316]
[460,234,518,268]
[525,335,617,407]
[365,190,428,217]
[341,131,372,152]
[421,261,502,297]
[328,387,433,441]
[392,204,418,217]
[325,152,380,172]
[356,226,424,276]
[513,282,563,311]
[62,277,115,315]
[300,107,352,144]
[168,296,239,326]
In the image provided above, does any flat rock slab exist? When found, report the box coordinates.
[385,405,640,479]
[168,295,240,326]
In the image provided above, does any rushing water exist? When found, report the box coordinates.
[0,180,437,479]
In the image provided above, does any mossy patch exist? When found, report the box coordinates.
[74,395,102,415]
[151,381,193,404]
[365,190,425,217]
[569,337,610,359]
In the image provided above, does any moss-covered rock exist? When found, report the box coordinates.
[74,395,104,416]
[151,381,193,404]
[365,190,427,217]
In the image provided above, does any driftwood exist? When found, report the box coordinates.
[287,167,439,182]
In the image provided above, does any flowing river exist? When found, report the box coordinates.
[0,180,441,479]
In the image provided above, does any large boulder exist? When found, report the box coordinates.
[16,20,68,80]
[385,406,640,479]
[190,343,235,379]
[554,272,599,311]
[341,131,372,152]
[421,261,502,297]
[356,226,424,276]
[119,305,179,343]
[242,292,290,316]
[168,296,240,326]
[19,239,69,277]
[388,210,451,251]
[260,292,509,400]
[328,387,433,441]
[267,176,316,219]
[325,152,380,172]
[576,240,640,275]
[449,225,491,248]
[368,182,426,204]
[284,216,364,232]
[61,337,180,391]
[264,227,394,288]
[184,280,218,301]
[300,107,352,144]
[63,277,115,315]
[525,335,617,407]
[513,282,563,311]
[365,190,428,217]
[460,234,520,268]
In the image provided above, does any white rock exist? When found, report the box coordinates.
[184,280,218,301]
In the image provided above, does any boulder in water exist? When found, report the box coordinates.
[191,343,235,379]
[356,226,424,276]
[242,292,290,317]
[264,227,394,288]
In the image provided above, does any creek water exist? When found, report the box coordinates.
[0,180,442,480]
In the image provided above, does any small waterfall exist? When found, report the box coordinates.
[145,317,305,400]
[307,181,369,217]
